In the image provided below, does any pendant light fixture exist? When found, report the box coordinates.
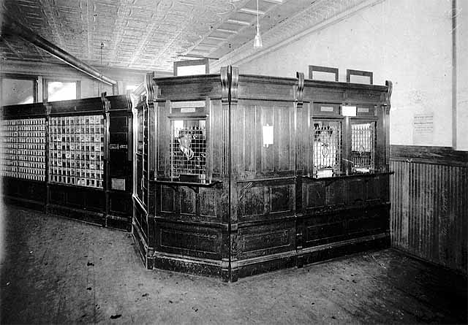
[254,0,263,48]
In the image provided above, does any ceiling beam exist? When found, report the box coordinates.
[239,8,266,15]
[227,19,252,26]
[207,36,229,41]
[217,28,239,34]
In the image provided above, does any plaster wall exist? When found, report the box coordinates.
[456,0,468,150]
[239,0,464,149]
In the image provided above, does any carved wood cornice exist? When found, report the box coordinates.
[212,0,385,72]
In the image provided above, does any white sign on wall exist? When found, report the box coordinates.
[413,113,434,145]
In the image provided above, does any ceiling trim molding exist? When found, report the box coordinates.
[211,0,385,72]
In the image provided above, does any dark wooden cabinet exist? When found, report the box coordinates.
[105,95,133,230]
[1,103,47,210]
[1,95,133,230]
[132,67,393,282]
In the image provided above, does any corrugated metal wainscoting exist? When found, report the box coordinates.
[390,145,468,275]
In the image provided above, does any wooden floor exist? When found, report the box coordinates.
[1,205,466,325]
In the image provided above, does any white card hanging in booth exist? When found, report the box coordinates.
[263,124,273,147]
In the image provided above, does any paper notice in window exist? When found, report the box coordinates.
[263,125,273,147]
[413,113,433,145]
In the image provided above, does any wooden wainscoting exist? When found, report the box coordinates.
[390,145,468,275]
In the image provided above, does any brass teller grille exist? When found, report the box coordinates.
[351,122,376,171]
[313,121,342,174]
[0,118,46,181]
[171,121,207,180]
[49,115,104,188]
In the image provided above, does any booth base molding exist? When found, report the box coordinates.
[132,222,155,270]
[299,233,390,266]
[2,197,132,231]
[236,250,297,280]
[105,214,132,231]
[152,252,223,279]
[1,177,47,211]
[131,231,389,282]
[3,195,46,212]
[46,204,105,227]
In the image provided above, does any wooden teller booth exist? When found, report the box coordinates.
[132,66,393,282]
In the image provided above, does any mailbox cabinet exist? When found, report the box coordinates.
[1,95,133,230]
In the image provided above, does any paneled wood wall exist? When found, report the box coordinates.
[390,145,468,275]
[134,69,392,281]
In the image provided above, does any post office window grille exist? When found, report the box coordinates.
[170,119,207,182]
[313,120,342,176]
[351,122,376,172]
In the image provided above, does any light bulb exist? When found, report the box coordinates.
[253,0,262,49]
[254,30,263,48]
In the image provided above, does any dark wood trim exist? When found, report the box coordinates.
[1,102,46,118]
[47,96,103,115]
[390,145,468,167]
[303,78,386,92]
[153,73,220,84]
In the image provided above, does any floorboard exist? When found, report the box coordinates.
[1,205,466,324]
